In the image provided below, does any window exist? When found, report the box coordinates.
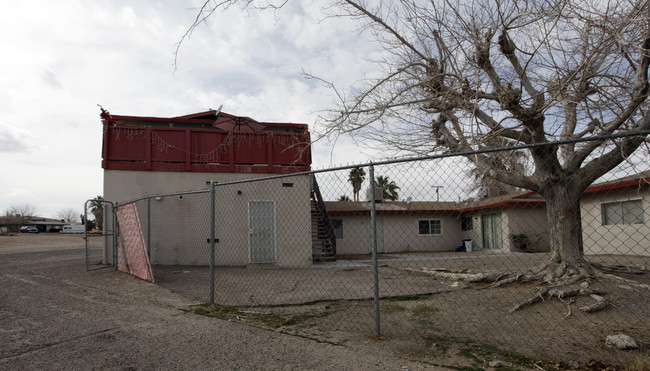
[418,219,442,235]
[331,219,343,239]
[602,199,644,225]
[461,216,473,231]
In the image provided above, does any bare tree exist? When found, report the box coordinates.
[314,0,650,288]
[8,203,38,218]
[57,208,80,223]
[183,0,650,294]
[6,203,38,226]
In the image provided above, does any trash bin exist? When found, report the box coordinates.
[463,239,473,252]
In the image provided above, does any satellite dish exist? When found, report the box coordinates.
[214,104,223,118]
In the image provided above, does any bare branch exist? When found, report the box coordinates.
[341,0,430,62]
[497,30,541,103]
[174,0,288,71]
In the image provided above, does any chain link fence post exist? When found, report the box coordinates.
[146,197,151,258]
[209,181,216,305]
[369,163,381,335]
[112,203,117,267]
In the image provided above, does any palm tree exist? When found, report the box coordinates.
[348,167,366,202]
[89,196,104,230]
[338,195,352,202]
[374,175,400,201]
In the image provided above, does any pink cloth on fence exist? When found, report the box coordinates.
[115,203,155,282]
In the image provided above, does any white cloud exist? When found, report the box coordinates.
[0,0,382,217]
[0,123,34,154]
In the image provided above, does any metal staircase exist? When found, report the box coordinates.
[310,175,336,262]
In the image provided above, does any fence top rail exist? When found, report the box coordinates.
[116,188,211,206]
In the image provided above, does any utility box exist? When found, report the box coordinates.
[366,187,384,202]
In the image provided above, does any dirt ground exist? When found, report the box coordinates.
[2,233,650,370]
[0,232,87,252]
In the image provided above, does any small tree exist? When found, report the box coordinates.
[89,196,104,230]
[338,195,352,201]
[8,203,38,218]
[85,219,97,231]
[57,208,80,223]
[348,167,366,201]
[8,203,38,225]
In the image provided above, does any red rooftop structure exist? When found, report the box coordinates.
[100,107,311,174]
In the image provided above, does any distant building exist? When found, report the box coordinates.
[326,172,649,257]
[0,215,68,233]
[325,192,547,254]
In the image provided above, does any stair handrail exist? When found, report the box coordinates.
[310,174,336,256]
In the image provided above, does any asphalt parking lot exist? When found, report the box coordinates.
[0,239,432,370]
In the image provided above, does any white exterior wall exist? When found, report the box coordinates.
[212,176,312,267]
[333,213,464,255]
[457,207,547,252]
[502,207,548,252]
[384,214,462,252]
[581,188,650,256]
[105,170,312,267]
[104,169,278,202]
[333,215,370,255]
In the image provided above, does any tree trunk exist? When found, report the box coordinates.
[539,180,594,281]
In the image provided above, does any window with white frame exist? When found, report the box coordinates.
[418,219,442,235]
[331,218,343,239]
[602,199,644,225]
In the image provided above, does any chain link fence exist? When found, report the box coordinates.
[106,138,650,364]
[84,199,115,271]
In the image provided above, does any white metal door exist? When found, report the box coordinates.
[248,201,276,263]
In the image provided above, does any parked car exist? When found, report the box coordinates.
[20,226,39,233]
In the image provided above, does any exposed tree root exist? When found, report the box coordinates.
[579,294,608,313]
[405,260,648,313]
[601,273,650,290]
[560,298,574,318]
[508,282,606,313]
[403,268,508,283]
[591,263,647,275]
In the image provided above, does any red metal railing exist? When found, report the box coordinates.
[102,125,311,174]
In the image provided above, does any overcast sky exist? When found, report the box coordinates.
[0,0,385,218]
